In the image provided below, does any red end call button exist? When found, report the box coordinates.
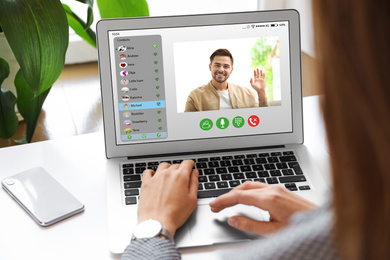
[248,115,260,127]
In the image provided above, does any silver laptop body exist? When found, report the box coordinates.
[96,10,328,254]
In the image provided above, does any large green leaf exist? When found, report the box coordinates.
[97,0,149,19]
[63,4,97,48]
[0,58,18,139]
[15,70,50,143]
[0,0,68,96]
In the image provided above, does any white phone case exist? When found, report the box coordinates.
[2,167,85,226]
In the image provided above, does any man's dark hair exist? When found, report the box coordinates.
[210,49,234,65]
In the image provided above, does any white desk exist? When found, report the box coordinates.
[0,95,330,260]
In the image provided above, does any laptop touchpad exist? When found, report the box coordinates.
[187,204,269,241]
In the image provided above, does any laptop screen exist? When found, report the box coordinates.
[107,20,292,146]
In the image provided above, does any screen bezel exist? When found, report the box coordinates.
[97,10,303,159]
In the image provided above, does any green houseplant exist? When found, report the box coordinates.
[0,0,149,143]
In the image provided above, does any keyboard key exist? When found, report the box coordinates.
[233,173,245,179]
[252,165,264,171]
[283,151,294,155]
[221,174,233,181]
[148,161,159,166]
[135,167,146,173]
[264,164,276,170]
[243,158,255,165]
[204,168,216,175]
[245,172,257,178]
[256,158,267,164]
[234,155,245,159]
[196,162,208,169]
[208,161,220,168]
[135,163,146,167]
[172,160,183,164]
[266,177,279,184]
[222,156,233,160]
[216,167,228,174]
[299,185,311,190]
[276,163,288,169]
[258,153,269,157]
[285,183,298,191]
[270,170,282,177]
[271,152,281,156]
[210,157,221,161]
[197,169,204,175]
[246,154,257,158]
[279,176,307,183]
[228,166,240,173]
[125,197,137,205]
[279,156,297,162]
[198,158,209,162]
[204,183,216,190]
[220,161,232,167]
[124,175,141,182]
[288,162,299,167]
[124,181,141,189]
[282,169,294,176]
[123,164,134,168]
[267,157,279,163]
[240,165,252,172]
[291,165,303,175]
[199,176,208,182]
[257,171,270,177]
[198,188,232,198]
[198,183,204,190]
[123,168,134,175]
[217,181,229,188]
[209,175,220,182]
[254,178,266,183]
[229,180,241,187]
[125,189,139,196]
[232,159,243,166]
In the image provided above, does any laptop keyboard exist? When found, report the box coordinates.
[122,151,311,205]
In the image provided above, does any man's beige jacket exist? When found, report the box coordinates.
[184,81,269,112]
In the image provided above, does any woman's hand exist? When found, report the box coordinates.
[210,181,317,236]
[137,160,199,237]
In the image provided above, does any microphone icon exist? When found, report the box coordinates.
[221,119,225,128]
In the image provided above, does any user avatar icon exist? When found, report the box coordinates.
[123,104,129,109]
[121,87,129,93]
[121,79,128,86]
[123,112,130,118]
[119,62,127,68]
[119,54,126,59]
[118,46,126,52]
[124,120,132,126]
[122,95,130,101]
[120,70,128,77]
[124,128,132,134]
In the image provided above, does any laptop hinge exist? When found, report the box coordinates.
[126,145,285,160]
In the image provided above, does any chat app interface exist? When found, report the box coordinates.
[110,20,292,145]
[114,35,167,142]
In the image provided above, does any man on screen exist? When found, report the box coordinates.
[184,49,269,112]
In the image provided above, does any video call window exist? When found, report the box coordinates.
[174,37,281,113]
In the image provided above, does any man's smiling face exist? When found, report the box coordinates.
[209,56,233,83]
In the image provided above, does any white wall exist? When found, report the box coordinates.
[258,0,314,56]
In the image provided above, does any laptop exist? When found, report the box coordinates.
[96,10,329,254]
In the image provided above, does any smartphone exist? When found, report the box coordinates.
[2,167,85,226]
